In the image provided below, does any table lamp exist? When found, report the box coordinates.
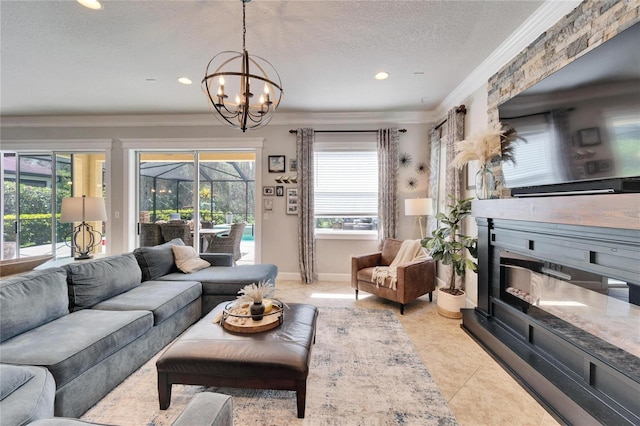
[405,197,433,239]
[61,195,107,259]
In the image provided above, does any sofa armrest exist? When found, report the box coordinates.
[171,392,233,426]
[352,252,382,270]
[351,252,382,288]
[200,253,234,267]
[397,258,436,298]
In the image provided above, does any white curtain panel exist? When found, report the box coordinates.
[296,128,318,284]
[376,128,399,248]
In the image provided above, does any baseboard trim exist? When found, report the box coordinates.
[277,272,350,282]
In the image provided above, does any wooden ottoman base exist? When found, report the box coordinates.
[156,303,318,418]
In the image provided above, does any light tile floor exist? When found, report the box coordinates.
[275,279,561,426]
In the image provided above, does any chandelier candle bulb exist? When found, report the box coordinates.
[263,83,270,103]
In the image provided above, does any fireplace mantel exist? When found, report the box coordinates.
[472,193,640,230]
[463,193,640,426]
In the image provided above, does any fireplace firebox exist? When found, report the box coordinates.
[463,194,639,426]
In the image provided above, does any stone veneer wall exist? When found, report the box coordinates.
[486,0,639,196]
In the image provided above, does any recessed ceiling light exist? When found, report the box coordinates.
[77,0,102,10]
[375,72,389,80]
[177,77,193,85]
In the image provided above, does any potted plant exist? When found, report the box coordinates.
[421,196,477,318]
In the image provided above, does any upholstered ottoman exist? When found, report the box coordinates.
[156,303,318,418]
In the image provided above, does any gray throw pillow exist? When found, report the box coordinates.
[134,238,184,281]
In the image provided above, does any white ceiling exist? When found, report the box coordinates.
[0,0,551,118]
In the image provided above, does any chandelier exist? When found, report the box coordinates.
[202,0,283,132]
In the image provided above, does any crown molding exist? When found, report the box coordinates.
[0,110,436,129]
[434,0,582,118]
[0,139,113,151]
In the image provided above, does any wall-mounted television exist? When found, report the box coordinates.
[498,23,640,196]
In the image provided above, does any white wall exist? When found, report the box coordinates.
[459,82,490,306]
[0,116,431,281]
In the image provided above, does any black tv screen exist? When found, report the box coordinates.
[498,23,640,196]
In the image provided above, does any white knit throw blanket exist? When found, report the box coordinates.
[372,239,427,290]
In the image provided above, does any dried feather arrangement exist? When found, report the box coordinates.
[451,122,523,169]
[237,280,274,304]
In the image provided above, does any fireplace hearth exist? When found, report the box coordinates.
[464,194,639,426]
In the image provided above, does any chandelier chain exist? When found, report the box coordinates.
[202,0,283,132]
[242,0,246,52]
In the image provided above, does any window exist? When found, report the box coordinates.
[2,152,106,260]
[314,135,378,234]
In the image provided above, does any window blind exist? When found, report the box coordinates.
[314,139,378,217]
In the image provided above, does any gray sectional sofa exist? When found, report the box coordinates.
[0,239,277,426]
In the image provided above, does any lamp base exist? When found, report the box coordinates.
[74,253,93,260]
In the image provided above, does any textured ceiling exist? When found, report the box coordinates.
[0,0,546,117]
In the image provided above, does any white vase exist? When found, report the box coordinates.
[436,288,466,319]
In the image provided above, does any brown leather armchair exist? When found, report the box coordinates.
[351,238,436,314]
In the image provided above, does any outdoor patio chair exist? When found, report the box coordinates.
[205,222,246,263]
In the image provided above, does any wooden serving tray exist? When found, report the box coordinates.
[220,300,284,334]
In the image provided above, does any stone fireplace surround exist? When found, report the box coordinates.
[464,194,639,425]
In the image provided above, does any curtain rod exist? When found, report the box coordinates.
[433,104,467,131]
[288,129,407,134]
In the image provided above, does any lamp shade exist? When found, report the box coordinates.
[60,196,107,222]
[405,198,433,216]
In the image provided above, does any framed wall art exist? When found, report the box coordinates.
[578,127,601,147]
[263,186,275,196]
[268,155,286,173]
[276,186,284,196]
[286,188,298,215]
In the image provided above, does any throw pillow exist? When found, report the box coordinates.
[172,245,210,274]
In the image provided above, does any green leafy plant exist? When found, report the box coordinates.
[421,196,478,294]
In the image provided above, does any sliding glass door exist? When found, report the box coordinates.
[137,150,255,263]
[1,152,105,260]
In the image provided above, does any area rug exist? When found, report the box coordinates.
[81,307,458,425]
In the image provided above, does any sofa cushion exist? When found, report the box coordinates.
[0,309,153,388]
[0,364,34,401]
[0,268,69,343]
[172,245,210,274]
[64,254,142,311]
[91,280,201,325]
[134,238,184,281]
[157,264,278,296]
[0,365,55,426]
